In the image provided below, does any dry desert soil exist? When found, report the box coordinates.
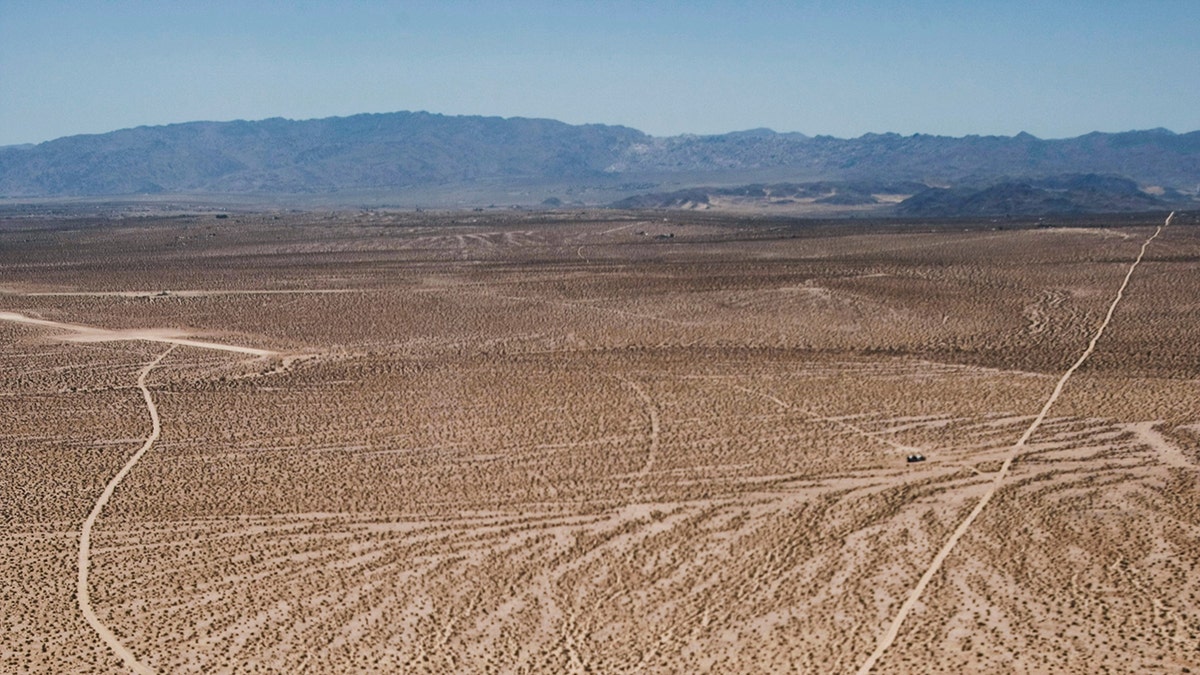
[1,208,1198,673]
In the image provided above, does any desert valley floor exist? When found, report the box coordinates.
[1,208,1198,674]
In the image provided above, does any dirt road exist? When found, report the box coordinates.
[0,288,357,297]
[1,309,274,672]
[856,212,1174,674]
[0,312,275,356]
[76,346,175,675]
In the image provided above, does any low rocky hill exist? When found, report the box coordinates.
[896,174,1178,217]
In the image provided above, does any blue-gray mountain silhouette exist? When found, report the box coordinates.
[0,112,1196,198]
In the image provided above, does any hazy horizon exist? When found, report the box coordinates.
[3,1,1198,146]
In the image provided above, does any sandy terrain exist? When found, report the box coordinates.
[1,208,1198,673]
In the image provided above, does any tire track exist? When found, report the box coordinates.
[737,386,924,456]
[856,212,1173,674]
[617,376,661,497]
[77,345,175,675]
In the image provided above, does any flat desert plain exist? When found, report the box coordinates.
[1,209,1198,674]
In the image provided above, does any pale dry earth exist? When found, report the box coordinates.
[1,209,1198,673]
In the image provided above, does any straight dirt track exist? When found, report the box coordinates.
[0,312,275,356]
[856,212,1176,674]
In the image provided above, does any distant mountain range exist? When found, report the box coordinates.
[0,113,645,196]
[1,111,1197,214]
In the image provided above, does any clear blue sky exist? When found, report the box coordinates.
[1,1,1197,146]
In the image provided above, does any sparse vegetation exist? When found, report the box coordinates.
[1,208,1198,673]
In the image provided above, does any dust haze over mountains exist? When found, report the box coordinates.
[0,111,1196,215]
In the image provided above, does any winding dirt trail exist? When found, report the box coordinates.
[0,310,275,671]
[856,212,1174,674]
[77,346,175,675]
